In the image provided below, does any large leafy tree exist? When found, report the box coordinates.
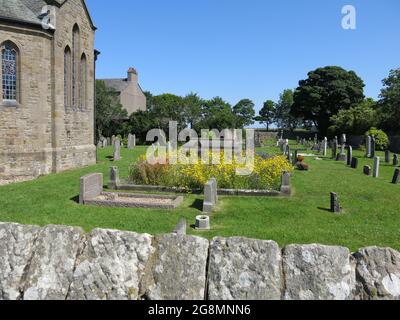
[255,100,276,130]
[233,99,255,128]
[151,94,185,132]
[329,98,377,135]
[291,66,365,136]
[195,97,236,131]
[183,92,203,129]
[377,68,400,133]
[95,80,128,139]
[275,89,299,130]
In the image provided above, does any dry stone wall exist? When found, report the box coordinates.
[0,222,400,301]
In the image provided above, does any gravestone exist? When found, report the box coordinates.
[293,150,298,165]
[351,157,358,169]
[394,154,399,166]
[102,139,108,148]
[209,178,218,204]
[338,134,347,161]
[346,146,353,166]
[323,137,328,157]
[127,134,136,150]
[111,135,116,146]
[365,135,372,158]
[392,169,400,184]
[371,136,376,158]
[373,156,380,178]
[113,139,121,161]
[203,180,217,213]
[314,134,318,144]
[97,140,102,148]
[330,192,341,214]
[280,171,291,195]
[287,146,292,163]
[332,140,337,159]
[79,173,103,205]
[108,166,120,189]
[363,165,372,176]
[173,219,187,235]
[385,151,391,163]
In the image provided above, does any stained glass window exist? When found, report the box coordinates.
[2,44,17,101]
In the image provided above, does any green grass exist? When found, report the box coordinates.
[0,143,399,251]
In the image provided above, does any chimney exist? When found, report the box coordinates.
[127,67,138,83]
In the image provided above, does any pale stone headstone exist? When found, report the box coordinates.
[363,165,372,176]
[323,137,328,157]
[351,157,358,169]
[128,134,136,150]
[195,215,210,230]
[394,154,399,166]
[203,181,217,213]
[102,139,108,148]
[365,136,372,158]
[108,166,120,190]
[173,219,187,235]
[341,134,347,145]
[209,178,218,204]
[371,136,376,158]
[330,192,341,214]
[79,173,103,205]
[113,139,121,161]
[97,140,102,148]
[332,139,337,159]
[385,150,391,163]
[392,169,400,184]
[373,156,380,178]
[280,171,291,195]
[347,146,353,166]
[111,135,116,146]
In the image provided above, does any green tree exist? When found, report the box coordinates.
[275,89,299,130]
[152,94,185,132]
[127,110,156,142]
[95,80,128,139]
[194,97,236,131]
[329,98,377,135]
[233,99,255,128]
[183,92,203,129]
[291,66,365,136]
[255,100,276,130]
[143,91,154,111]
[377,68,400,133]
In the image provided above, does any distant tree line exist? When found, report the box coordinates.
[96,66,400,141]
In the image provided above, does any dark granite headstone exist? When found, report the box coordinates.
[330,192,341,214]
[392,169,400,184]
[351,157,358,169]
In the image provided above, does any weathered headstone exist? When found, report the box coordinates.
[209,178,218,204]
[203,180,217,213]
[350,157,359,169]
[330,192,341,214]
[323,137,328,157]
[394,154,399,166]
[373,156,380,178]
[371,136,376,158]
[280,171,291,195]
[365,136,372,158]
[173,219,187,235]
[79,173,103,205]
[392,169,400,184]
[108,166,120,189]
[347,146,353,166]
[128,134,136,150]
[102,139,108,148]
[97,140,102,148]
[332,140,337,159]
[385,150,391,163]
[111,135,116,146]
[363,165,372,176]
[113,139,121,161]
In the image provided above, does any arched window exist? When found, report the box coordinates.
[1,41,19,101]
[64,46,71,107]
[79,53,87,108]
[72,24,80,107]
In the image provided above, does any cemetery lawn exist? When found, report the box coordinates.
[0,144,399,251]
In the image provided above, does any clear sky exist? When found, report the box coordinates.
[86,0,400,116]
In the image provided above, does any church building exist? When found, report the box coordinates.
[0,0,97,180]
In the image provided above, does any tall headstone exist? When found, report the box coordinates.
[385,150,391,164]
[113,139,121,161]
[371,136,376,158]
[365,136,372,158]
[108,166,120,190]
[102,139,108,148]
[111,135,116,146]
[392,169,400,184]
[330,192,341,214]
[97,140,102,148]
[293,150,298,165]
[280,171,291,195]
[332,139,338,159]
[203,179,217,213]
[394,154,399,166]
[373,156,380,178]
[346,146,353,166]
[128,134,136,150]
[323,137,328,157]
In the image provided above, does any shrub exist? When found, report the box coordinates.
[365,128,390,151]
[128,153,293,191]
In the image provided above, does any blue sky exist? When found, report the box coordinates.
[87,0,400,116]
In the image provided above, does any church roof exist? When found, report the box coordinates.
[0,0,45,27]
[0,0,96,30]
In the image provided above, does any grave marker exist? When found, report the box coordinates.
[392,169,400,184]
[351,157,358,169]
[347,146,353,166]
[373,156,380,178]
[113,139,121,161]
[365,136,372,158]
[280,171,291,195]
[385,151,391,164]
[79,173,103,205]
[108,166,120,189]
[363,165,372,176]
[394,154,399,166]
[330,192,341,214]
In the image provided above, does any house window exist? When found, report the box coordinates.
[79,53,87,108]
[72,24,80,108]
[64,46,71,107]
[1,42,18,101]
